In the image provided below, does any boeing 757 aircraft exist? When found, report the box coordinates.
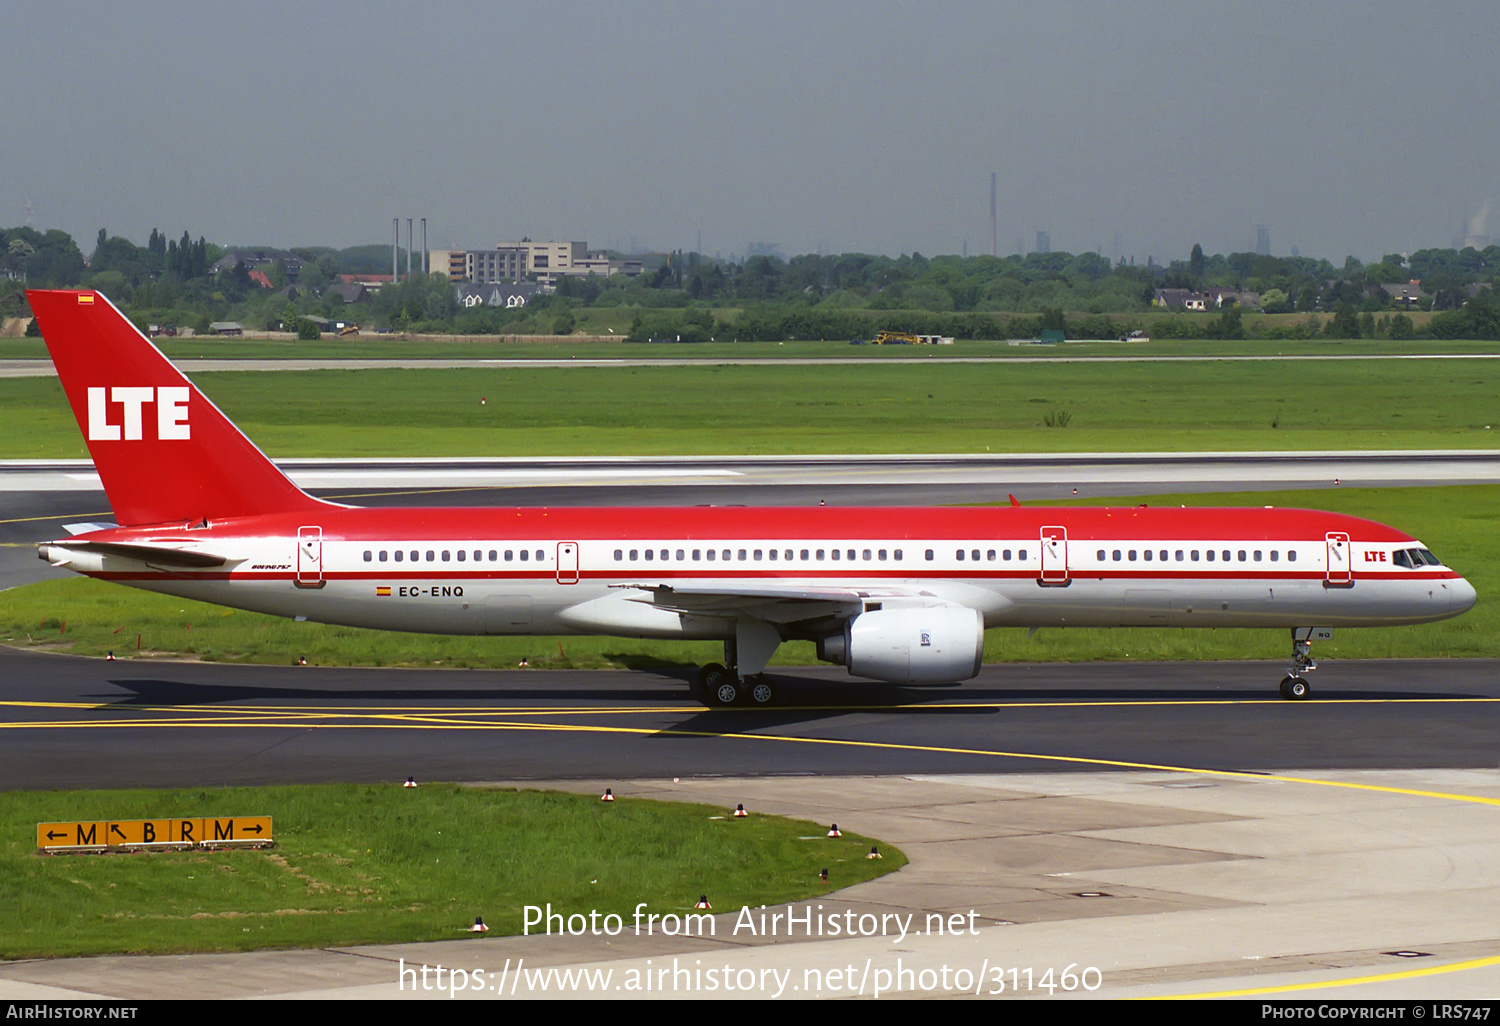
[28,290,1476,704]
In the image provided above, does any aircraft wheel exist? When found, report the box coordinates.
[1279,675,1310,701]
[702,665,739,706]
[698,663,727,691]
[748,677,776,705]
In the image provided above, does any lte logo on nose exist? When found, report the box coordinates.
[87,386,191,441]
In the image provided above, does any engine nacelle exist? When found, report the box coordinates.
[817,607,985,684]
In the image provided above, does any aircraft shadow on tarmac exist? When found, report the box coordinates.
[90,670,1482,742]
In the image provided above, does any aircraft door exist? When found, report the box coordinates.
[1040,525,1069,584]
[296,526,325,589]
[556,542,579,585]
[1325,532,1351,586]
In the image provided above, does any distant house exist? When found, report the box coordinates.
[1153,288,1206,311]
[325,282,369,304]
[1154,288,1258,311]
[338,273,393,291]
[209,322,243,336]
[212,248,305,282]
[247,269,274,289]
[1380,281,1427,308]
[456,282,541,309]
[1203,287,1261,310]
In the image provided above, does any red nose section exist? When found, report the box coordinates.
[28,290,327,526]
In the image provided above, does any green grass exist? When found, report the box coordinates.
[1,784,900,958]
[3,356,1497,458]
[3,334,1498,362]
[3,486,1492,667]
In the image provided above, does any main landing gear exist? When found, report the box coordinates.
[1279,628,1323,701]
[697,663,777,706]
[696,637,778,707]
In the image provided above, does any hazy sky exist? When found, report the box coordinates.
[8,0,1498,263]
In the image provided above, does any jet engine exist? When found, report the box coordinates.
[816,607,985,684]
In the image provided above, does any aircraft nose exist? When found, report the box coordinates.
[1450,576,1477,615]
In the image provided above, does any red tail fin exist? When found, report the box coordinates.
[28,290,327,526]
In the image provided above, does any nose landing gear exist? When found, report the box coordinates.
[1279,628,1328,700]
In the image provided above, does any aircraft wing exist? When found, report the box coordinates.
[614,582,904,625]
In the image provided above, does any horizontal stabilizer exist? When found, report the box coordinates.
[63,521,120,536]
[39,540,227,568]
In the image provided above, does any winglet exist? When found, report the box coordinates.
[1008,494,1021,507]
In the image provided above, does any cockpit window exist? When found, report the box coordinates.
[1417,548,1441,567]
[1392,549,1412,569]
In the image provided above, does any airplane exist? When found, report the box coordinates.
[27,289,1477,705]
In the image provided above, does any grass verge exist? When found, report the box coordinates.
[3,357,1498,458]
[2,485,1492,667]
[2,783,902,959]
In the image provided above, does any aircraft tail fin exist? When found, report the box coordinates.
[28,290,328,526]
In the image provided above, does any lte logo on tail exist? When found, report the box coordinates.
[87,387,191,441]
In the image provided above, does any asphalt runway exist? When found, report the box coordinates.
[4,648,1498,790]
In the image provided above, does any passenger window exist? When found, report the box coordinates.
[1191,550,1199,561]
[832,549,841,561]
[519,550,528,561]
[1144,550,1153,561]
[754,549,763,561]
[1253,550,1262,561]
[738,549,747,561]
[1128,550,1137,561]
[379,550,388,562]
[456,550,465,562]
[925,549,934,560]
[706,549,715,561]
[363,550,372,562]
[615,549,623,561]
[505,550,513,561]
[1270,550,1278,562]
[1018,549,1027,560]
[879,549,888,561]
[693,549,701,561]
[427,550,436,561]
[1160,550,1168,561]
[956,550,964,561]
[395,550,403,562]
[1175,550,1184,561]
[1097,549,1106,561]
[489,550,497,561]
[802,549,811,560]
[1113,550,1121,561]
[863,549,872,561]
[1004,549,1012,560]
[817,549,826,560]
[894,549,902,560]
[645,549,653,561]
[677,549,685,561]
[1206,550,1215,562]
[1289,551,1297,562]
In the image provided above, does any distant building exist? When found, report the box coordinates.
[432,242,642,286]
[213,249,305,282]
[208,321,243,336]
[325,283,370,304]
[1035,231,1051,254]
[456,282,542,309]
[1203,287,1261,310]
[1380,281,1427,308]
